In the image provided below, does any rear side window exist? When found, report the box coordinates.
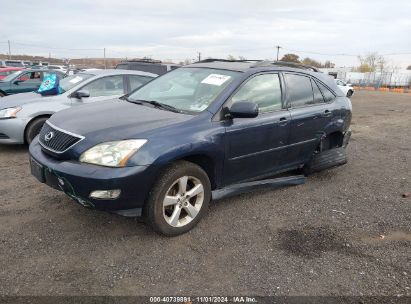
[311,79,325,103]
[231,73,282,113]
[317,82,335,102]
[285,74,314,107]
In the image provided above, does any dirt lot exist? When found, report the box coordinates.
[0,91,410,296]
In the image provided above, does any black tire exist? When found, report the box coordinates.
[25,117,48,144]
[0,92,5,98]
[304,147,347,175]
[144,160,211,236]
[347,90,353,97]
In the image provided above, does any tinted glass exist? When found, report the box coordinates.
[285,74,314,107]
[128,75,151,92]
[317,82,335,102]
[311,79,325,104]
[129,68,240,113]
[82,75,124,97]
[231,73,282,113]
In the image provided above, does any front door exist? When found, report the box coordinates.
[223,73,291,185]
[10,71,43,94]
[71,75,126,104]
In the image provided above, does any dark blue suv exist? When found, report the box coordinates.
[29,60,352,236]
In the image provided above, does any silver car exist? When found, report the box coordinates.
[0,69,157,144]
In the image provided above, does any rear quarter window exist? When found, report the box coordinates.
[316,81,336,102]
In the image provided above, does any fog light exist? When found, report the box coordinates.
[89,190,121,200]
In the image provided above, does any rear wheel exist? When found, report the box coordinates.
[0,92,5,98]
[145,161,211,236]
[346,90,353,97]
[25,117,48,144]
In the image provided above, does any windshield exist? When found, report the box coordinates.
[128,67,240,113]
[2,70,23,82]
[59,73,94,92]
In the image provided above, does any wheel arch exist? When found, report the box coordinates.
[23,114,53,143]
[179,154,218,190]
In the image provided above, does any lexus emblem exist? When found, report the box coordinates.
[44,131,55,142]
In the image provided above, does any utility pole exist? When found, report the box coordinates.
[103,48,107,69]
[8,40,11,60]
[276,45,281,61]
[197,52,201,62]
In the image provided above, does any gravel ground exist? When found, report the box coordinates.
[0,91,410,296]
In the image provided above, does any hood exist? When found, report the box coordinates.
[0,92,56,109]
[48,99,194,142]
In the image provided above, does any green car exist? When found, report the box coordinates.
[0,69,65,97]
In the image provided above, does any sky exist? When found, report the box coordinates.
[0,0,410,68]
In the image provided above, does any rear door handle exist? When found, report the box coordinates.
[279,117,288,126]
[322,110,332,117]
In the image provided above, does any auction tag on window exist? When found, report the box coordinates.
[201,74,231,86]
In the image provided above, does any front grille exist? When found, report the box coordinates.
[0,133,9,139]
[39,122,84,153]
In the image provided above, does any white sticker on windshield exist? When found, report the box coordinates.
[190,104,208,111]
[201,74,231,86]
[69,76,83,84]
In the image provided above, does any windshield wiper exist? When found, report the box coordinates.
[129,99,181,113]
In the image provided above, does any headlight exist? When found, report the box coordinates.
[79,139,147,167]
[0,107,22,119]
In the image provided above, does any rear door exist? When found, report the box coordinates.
[223,73,291,185]
[284,73,335,165]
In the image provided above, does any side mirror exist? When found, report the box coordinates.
[227,101,259,119]
[73,89,90,99]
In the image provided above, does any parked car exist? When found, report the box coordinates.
[48,65,68,73]
[29,60,352,236]
[0,67,25,80]
[0,60,25,68]
[0,69,157,144]
[0,69,65,97]
[116,59,180,75]
[335,78,354,97]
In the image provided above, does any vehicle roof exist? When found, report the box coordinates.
[0,67,24,71]
[82,69,158,78]
[186,59,342,95]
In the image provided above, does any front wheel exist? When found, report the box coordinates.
[145,161,211,236]
[25,117,48,145]
[0,92,5,98]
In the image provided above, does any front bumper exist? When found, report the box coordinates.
[0,118,27,144]
[29,138,160,214]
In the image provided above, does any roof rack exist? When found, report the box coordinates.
[251,60,321,72]
[197,58,263,63]
[122,58,162,64]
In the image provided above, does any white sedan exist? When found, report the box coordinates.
[335,79,354,97]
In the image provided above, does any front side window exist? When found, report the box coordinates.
[128,68,240,113]
[230,73,282,113]
[17,72,42,82]
[59,73,94,93]
[285,73,314,107]
[82,75,124,97]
